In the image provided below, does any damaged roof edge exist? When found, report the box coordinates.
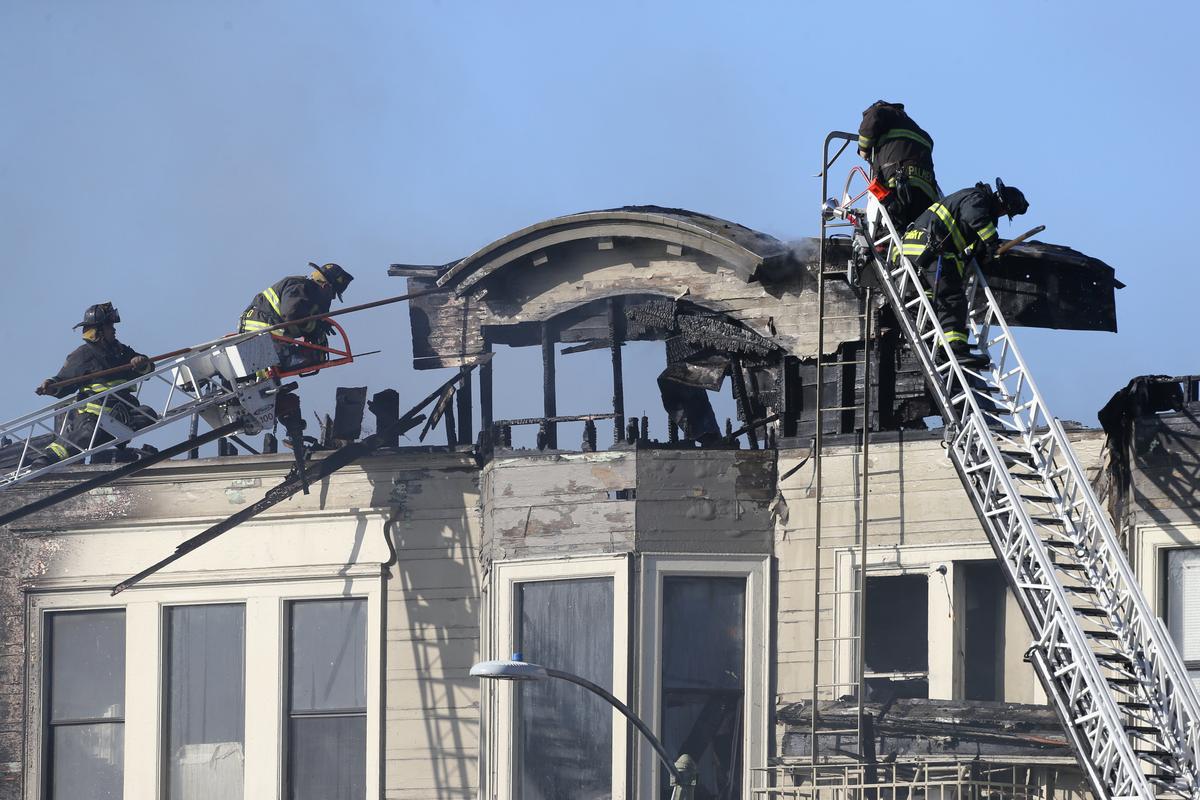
[430,206,790,294]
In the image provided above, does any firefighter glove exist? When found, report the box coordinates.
[35,378,53,396]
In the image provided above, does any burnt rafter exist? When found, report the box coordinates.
[624,297,778,360]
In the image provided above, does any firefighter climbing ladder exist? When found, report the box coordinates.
[0,330,283,491]
[819,130,1200,800]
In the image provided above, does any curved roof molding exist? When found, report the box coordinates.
[435,206,791,296]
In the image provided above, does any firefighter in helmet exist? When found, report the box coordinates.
[858,100,940,232]
[893,179,1029,366]
[239,262,354,370]
[34,302,155,462]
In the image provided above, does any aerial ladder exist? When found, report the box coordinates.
[820,130,1200,800]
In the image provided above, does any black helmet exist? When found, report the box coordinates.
[309,262,354,301]
[994,177,1029,220]
[73,301,120,330]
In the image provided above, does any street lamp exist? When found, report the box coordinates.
[471,656,697,799]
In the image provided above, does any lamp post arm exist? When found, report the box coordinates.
[543,667,684,784]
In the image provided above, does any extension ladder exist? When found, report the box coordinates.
[823,130,1200,799]
[0,332,282,490]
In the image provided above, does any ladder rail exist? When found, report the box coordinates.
[1,335,280,489]
[966,267,1200,769]
[819,144,1200,797]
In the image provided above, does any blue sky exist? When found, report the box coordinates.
[2,1,1195,446]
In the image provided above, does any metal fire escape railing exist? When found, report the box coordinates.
[0,332,282,490]
[808,132,875,763]
[820,130,1200,800]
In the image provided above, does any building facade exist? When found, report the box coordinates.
[2,209,1190,800]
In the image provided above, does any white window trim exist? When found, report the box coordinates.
[490,555,631,800]
[635,553,769,800]
[24,573,384,800]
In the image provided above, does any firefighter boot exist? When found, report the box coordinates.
[951,340,991,369]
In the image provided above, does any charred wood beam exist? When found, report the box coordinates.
[542,320,557,449]
[609,298,625,444]
[456,366,473,446]
[492,413,617,427]
[730,355,759,450]
[480,342,493,438]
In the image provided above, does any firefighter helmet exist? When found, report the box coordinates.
[309,262,354,301]
[73,302,121,330]
[994,178,1029,220]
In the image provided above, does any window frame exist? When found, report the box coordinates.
[1162,546,1200,677]
[283,597,370,800]
[25,574,383,800]
[635,553,769,800]
[490,555,631,800]
[41,607,127,800]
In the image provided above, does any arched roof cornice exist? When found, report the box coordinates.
[435,206,791,297]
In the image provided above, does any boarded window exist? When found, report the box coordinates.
[864,575,928,700]
[515,577,614,800]
[164,604,245,800]
[660,576,746,800]
[1166,548,1200,693]
[45,609,125,800]
[287,598,367,800]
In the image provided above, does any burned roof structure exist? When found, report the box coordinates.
[394,205,1122,448]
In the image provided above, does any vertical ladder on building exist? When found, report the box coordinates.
[807,132,876,763]
[821,130,1200,800]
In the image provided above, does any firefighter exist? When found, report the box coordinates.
[239,262,354,370]
[894,179,1029,365]
[34,302,156,462]
[858,100,939,232]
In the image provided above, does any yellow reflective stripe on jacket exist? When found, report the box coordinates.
[262,287,283,317]
[47,442,69,459]
[976,222,998,241]
[929,203,968,254]
[878,129,932,150]
[858,135,872,149]
[901,244,926,256]
[944,330,968,344]
[83,402,108,415]
[240,317,271,331]
[907,174,937,201]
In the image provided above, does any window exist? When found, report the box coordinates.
[28,560,382,796]
[863,574,928,700]
[1166,548,1200,692]
[45,609,125,800]
[163,603,246,800]
[659,576,745,800]
[516,578,614,799]
[638,555,768,800]
[960,562,1006,701]
[491,556,630,799]
[287,598,367,800]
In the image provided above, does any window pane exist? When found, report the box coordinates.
[46,609,125,800]
[288,716,366,800]
[49,610,125,721]
[515,577,614,800]
[290,599,367,713]
[165,604,245,800]
[50,723,123,800]
[661,576,746,800]
[287,599,368,800]
[864,574,929,701]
